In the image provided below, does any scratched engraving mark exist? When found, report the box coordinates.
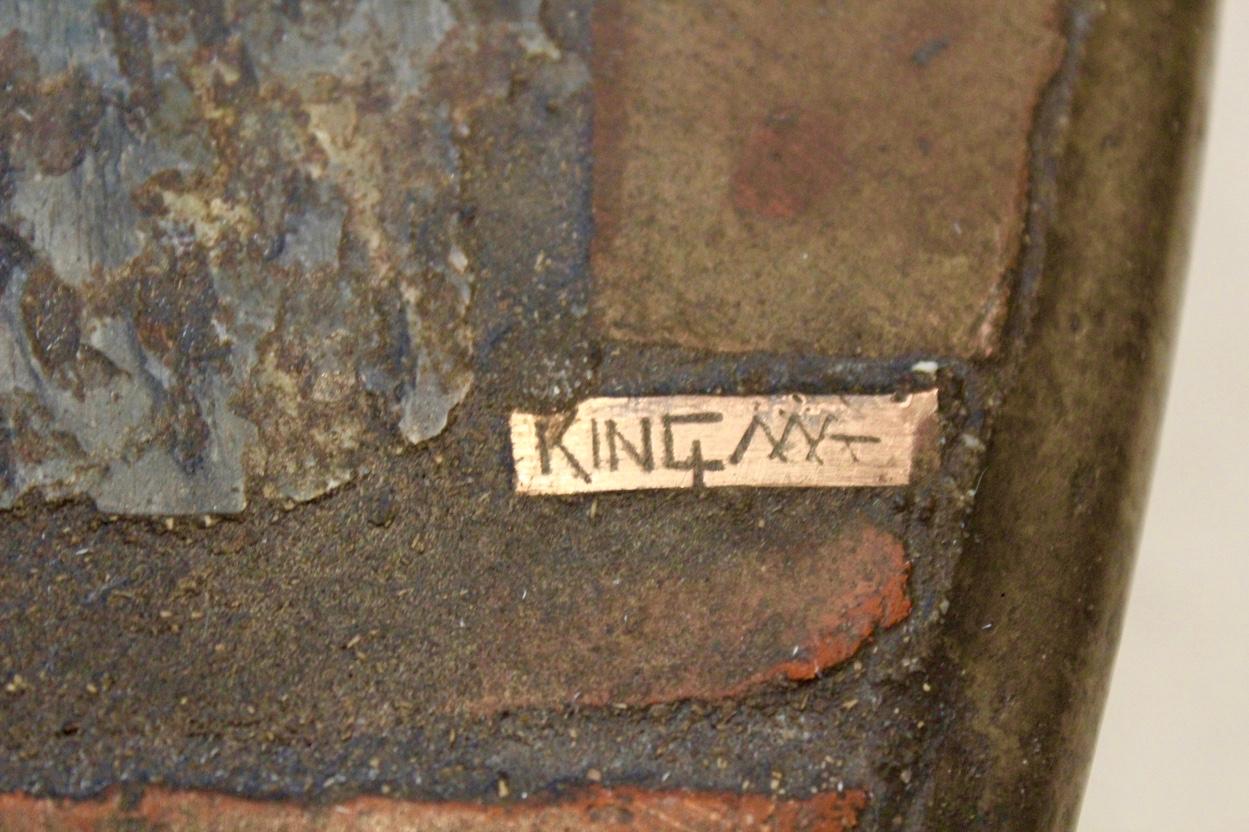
[510,391,938,494]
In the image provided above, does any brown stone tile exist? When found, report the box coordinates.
[592,0,1062,357]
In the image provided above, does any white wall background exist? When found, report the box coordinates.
[1077,2,1249,829]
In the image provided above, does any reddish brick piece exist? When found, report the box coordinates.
[731,108,842,220]
[727,525,912,696]
[468,521,913,712]
[0,786,867,831]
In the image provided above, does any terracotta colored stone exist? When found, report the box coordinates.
[469,521,912,712]
[731,108,841,220]
[0,786,867,831]
[591,0,1063,357]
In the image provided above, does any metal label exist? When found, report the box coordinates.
[510,391,938,494]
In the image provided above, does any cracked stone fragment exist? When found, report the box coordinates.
[0,0,551,514]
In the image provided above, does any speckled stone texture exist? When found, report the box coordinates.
[0,0,563,513]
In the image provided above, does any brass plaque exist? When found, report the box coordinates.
[511,391,938,494]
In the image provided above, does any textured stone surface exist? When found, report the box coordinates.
[1,0,1203,829]
[468,520,912,712]
[592,0,1063,357]
[0,0,566,514]
[0,2,984,815]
